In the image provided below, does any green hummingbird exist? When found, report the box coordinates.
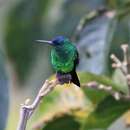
[36,36,80,87]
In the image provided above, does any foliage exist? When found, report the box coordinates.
[5,0,51,84]
[42,114,80,130]
[31,72,130,130]
[2,0,130,130]
[81,96,130,130]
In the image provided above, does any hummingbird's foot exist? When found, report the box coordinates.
[64,81,71,87]
[67,81,71,87]
[56,73,72,85]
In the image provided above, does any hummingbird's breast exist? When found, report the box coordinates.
[51,44,77,73]
[53,46,70,62]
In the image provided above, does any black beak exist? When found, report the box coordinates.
[36,40,53,45]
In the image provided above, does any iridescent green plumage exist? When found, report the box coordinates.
[51,39,78,73]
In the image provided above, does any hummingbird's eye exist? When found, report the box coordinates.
[52,40,61,45]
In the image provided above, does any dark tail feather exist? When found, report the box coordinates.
[70,70,80,87]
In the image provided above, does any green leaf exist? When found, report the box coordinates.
[34,87,61,118]
[42,114,80,130]
[31,78,87,130]
[32,72,127,129]
[79,72,119,88]
[81,96,130,130]
[77,10,116,75]
[32,74,87,123]
[34,72,128,120]
[112,68,129,94]
[79,72,127,99]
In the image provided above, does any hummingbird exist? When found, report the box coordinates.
[36,36,80,87]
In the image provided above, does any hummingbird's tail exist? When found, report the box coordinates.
[70,70,80,87]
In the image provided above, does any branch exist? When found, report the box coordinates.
[82,81,130,101]
[81,44,130,101]
[110,44,130,95]
[17,79,59,130]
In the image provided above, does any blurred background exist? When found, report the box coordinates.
[1,0,130,130]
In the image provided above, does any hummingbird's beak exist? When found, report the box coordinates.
[36,40,53,45]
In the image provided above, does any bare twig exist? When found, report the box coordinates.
[81,44,130,101]
[17,79,59,130]
[110,44,130,94]
[82,81,130,101]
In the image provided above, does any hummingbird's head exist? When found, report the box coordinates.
[52,36,66,46]
[36,36,68,46]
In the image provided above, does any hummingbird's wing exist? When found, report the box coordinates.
[70,51,80,87]
[70,69,80,87]
[75,51,79,65]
